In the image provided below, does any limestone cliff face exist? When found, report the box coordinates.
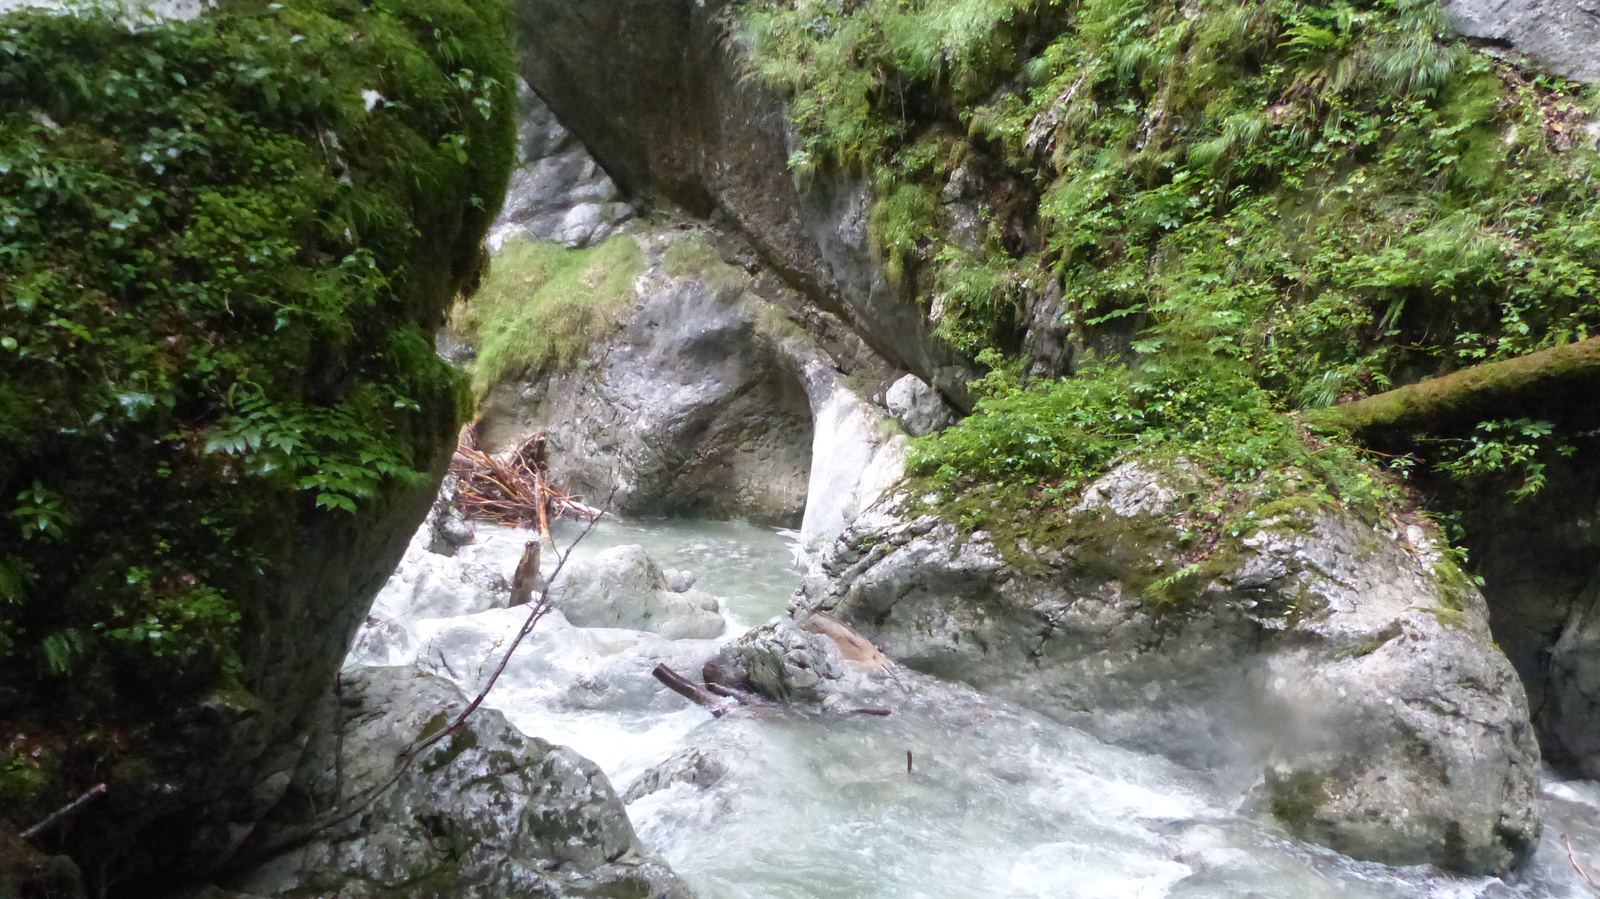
[512,0,981,409]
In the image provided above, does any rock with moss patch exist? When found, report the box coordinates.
[472,230,899,533]
[225,667,693,899]
[797,461,1540,875]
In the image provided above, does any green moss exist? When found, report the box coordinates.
[662,236,751,291]
[422,725,479,773]
[0,0,515,829]
[1268,770,1331,834]
[734,0,1600,551]
[452,235,644,397]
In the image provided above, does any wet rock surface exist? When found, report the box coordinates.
[715,619,844,703]
[796,462,1542,875]
[226,666,693,899]
[550,545,727,640]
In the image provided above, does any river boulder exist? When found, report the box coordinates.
[225,667,692,898]
[797,462,1541,875]
[549,545,726,640]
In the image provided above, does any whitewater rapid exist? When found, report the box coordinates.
[349,518,1600,899]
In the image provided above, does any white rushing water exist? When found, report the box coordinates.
[351,517,1600,899]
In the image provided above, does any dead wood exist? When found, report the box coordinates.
[1321,337,1600,446]
[652,664,730,716]
[509,541,541,607]
[450,426,601,529]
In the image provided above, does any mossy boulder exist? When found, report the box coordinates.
[798,461,1540,875]
[0,0,515,888]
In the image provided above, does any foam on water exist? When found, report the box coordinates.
[353,517,1600,899]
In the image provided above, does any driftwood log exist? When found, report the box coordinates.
[652,664,730,717]
[508,541,542,607]
[1320,337,1600,447]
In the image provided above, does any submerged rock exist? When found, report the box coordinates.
[797,462,1541,875]
[549,544,726,640]
[227,667,692,899]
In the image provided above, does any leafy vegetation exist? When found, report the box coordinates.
[734,0,1600,546]
[0,0,514,822]
[450,235,644,396]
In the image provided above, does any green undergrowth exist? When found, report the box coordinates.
[451,235,643,397]
[0,0,514,828]
[734,0,1600,558]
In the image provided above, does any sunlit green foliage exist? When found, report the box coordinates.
[735,0,1600,535]
[452,235,644,396]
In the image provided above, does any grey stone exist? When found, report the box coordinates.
[425,476,474,556]
[475,231,902,536]
[514,0,983,408]
[227,667,693,898]
[622,748,728,802]
[661,568,697,593]
[489,80,633,250]
[884,374,955,437]
[1445,0,1600,83]
[796,462,1541,875]
[549,544,726,639]
[717,618,843,703]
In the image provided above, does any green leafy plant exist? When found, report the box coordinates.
[1430,418,1575,501]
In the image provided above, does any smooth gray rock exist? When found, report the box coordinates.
[514,0,982,408]
[1445,0,1600,83]
[717,618,843,703]
[489,80,632,250]
[797,462,1541,875]
[661,568,697,593]
[549,545,726,639]
[885,374,955,437]
[228,667,693,899]
[475,231,902,533]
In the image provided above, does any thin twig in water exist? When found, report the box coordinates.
[1567,836,1600,892]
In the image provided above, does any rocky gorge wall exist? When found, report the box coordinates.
[491,0,1600,878]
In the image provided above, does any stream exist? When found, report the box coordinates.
[350,517,1600,899]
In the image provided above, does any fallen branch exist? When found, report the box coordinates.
[1568,836,1600,893]
[22,783,106,840]
[1320,337,1600,446]
[652,664,730,717]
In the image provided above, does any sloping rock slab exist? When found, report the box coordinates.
[227,667,692,898]
[797,463,1540,875]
